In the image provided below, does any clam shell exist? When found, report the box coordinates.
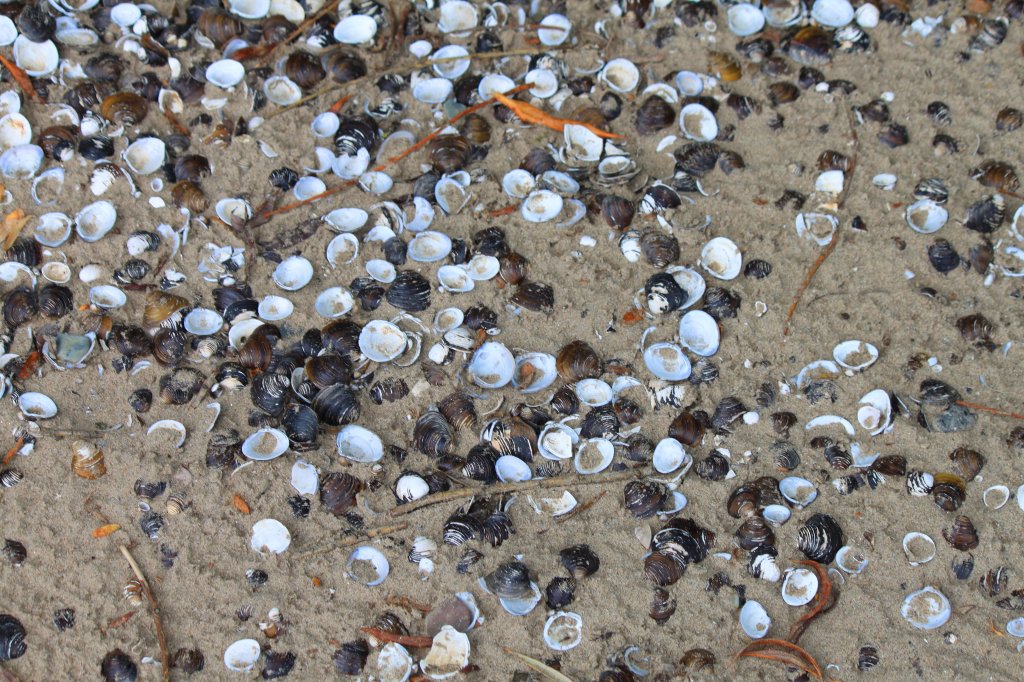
[857,389,892,436]
[323,207,368,232]
[575,438,614,475]
[643,342,692,381]
[250,518,291,554]
[678,310,720,357]
[521,190,564,223]
[183,308,223,336]
[408,231,452,262]
[811,0,855,27]
[739,600,771,639]
[727,3,766,36]
[205,59,245,88]
[468,341,514,388]
[832,340,879,371]
[437,0,478,33]
[124,137,166,175]
[272,255,314,291]
[88,284,126,309]
[34,212,73,247]
[258,295,294,321]
[679,103,718,142]
[543,612,583,651]
[0,113,32,150]
[538,422,579,461]
[358,319,408,362]
[223,639,261,672]
[437,264,474,293]
[496,454,532,482]
[599,58,640,93]
[652,438,690,474]
[412,77,454,104]
[366,259,396,283]
[0,144,43,179]
[75,201,116,242]
[835,545,869,574]
[215,197,252,225]
[13,37,58,77]
[333,14,378,44]
[795,212,838,245]
[431,45,470,80]
[513,352,558,393]
[293,175,326,200]
[346,546,390,586]
[575,378,613,407]
[421,626,471,678]
[336,424,383,463]
[905,200,948,234]
[377,644,413,682]
[41,261,71,283]
[228,0,270,19]
[665,266,706,309]
[901,586,951,630]
[780,476,818,508]
[290,460,319,495]
[242,428,289,461]
[264,76,302,106]
[902,532,936,566]
[699,237,742,280]
[537,13,572,46]
[983,485,1009,510]
[781,568,819,606]
[18,391,57,419]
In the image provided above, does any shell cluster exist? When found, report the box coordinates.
[1,0,1024,678]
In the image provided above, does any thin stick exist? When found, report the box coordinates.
[782,231,840,337]
[835,107,859,210]
[390,470,638,517]
[120,546,170,682]
[555,490,607,524]
[385,595,432,614]
[297,521,410,557]
[2,436,24,466]
[956,399,1024,421]
[502,648,577,682]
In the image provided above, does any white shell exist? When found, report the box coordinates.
[1006,618,1024,638]
[272,255,314,291]
[521,190,564,223]
[431,44,470,79]
[666,266,707,309]
[359,319,408,362]
[495,454,532,482]
[503,169,536,199]
[643,342,691,381]
[205,59,245,88]
[538,422,579,461]
[833,340,879,371]
[88,284,126,309]
[408,231,452,262]
[679,103,718,142]
[183,308,224,336]
[0,113,32,150]
[856,3,880,27]
[314,286,355,319]
[872,173,897,190]
[599,58,640,93]
[405,196,435,233]
[34,212,73,247]
[396,473,430,503]
[796,212,838,245]
[323,207,368,232]
[437,0,478,33]
[433,307,464,334]
[537,13,572,45]
[412,77,454,104]
[333,14,378,44]
[78,264,105,284]
[835,545,868,574]
[805,414,856,435]
[543,612,583,651]
[527,491,578,516]
[346,546,390,586]
[901,586,951,630]
[337,424,383,463]
[727,3,766,36]
[525,68,559,98]
[110,3,142,27]
[575,378,613,407]
[258,295,294,321]
[124,137,165,175]
[359,171,393,195]
[905,200,948,234]
[795,359,841,388]
[228,0,270,19]
[0,262,34,288]
[434,175,469,214]
[42,261,71,283]
[699,237,742,280]
[902,532,936,566]
[674,70,703,96]
[739,600,771,639]
[250,518,291,554]
[311,112,340,138]
[147,419,187,449]
[984,485,1010,510]
[762,504,791,526]
[228,318,265,350]
[574,438,614,475]
[242,427,289,461]
[13,37,58,77]
[377,644,413,682]
[678,310,720,357]
[326,234,360,268]
[764,0,806,27]
[290,460,319,495]
[512,352,558,394]
[17,392,57,419]
[223,639,261,672]
[562,124,603,164]
[468,341,514,388]
[421,626,471,679]
[857,389,892,436]
[215,197,252,225]
[0,17,16,47]
[652,438,690,474]
[816,170,845,194]
[782,568,819,606]
[75,201,117,244]
[0,144,43,178]
[263,76,302,106]
[812,0,855,27]
[779,476,817,508]
[1018,484,1024,512]
[437,264,474,293]
[293,175,326,200]
[464,254,500,281]
[542,170,580,195]
[365,259,396,284]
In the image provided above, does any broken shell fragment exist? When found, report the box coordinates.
[902,532,936,566]
[420,625,470,679]
[543,611,583,651]
[833,340,878,371]
[346,546,390,587]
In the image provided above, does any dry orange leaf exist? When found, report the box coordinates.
[232,493,251,514]
[92,523,121,538]
[1,208,31,250]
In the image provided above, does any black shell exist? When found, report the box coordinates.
[559,544,600,579]
[649,588,676,624]
[624,479,666,519]
[857,645,880,672]
[639,229,679,268]
[2,539,26,566]
[963,194,1006,233]
[545,576,576,609]
[311,384,360,426]
[694,452,731,481]
[101,649,136,681]
[710,396,747,432]
[386,270,431,312]
[262,650,297,679]
[484,560,533,599]
[52,608,76,633]
[736,516,774,550]
[173,647,205,675]
[369,377,409,404]
[333,640,369,675]
[797,513,844,564]
[319,472,363,516]
[510,281,554,312]
[635,96,676,135]
[281,404,319,448]
[644,272,687,314]
[674,142,720,177]
[133,479,166,499]
[413,410,455,457]
[928,239,961,274]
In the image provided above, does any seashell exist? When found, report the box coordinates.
[70,440,105,479]
[983,485,1009,510]
[679,103,718,142]
[468,341,514,389]
[420,626,470,678]
[512,352,557,394]
[601,195,634,229]
[643,343,691,381]
[311,384,360,426]
[932,473,966,512]
[205,59,245,89]
[495,454,531,482]
[797,513,843,564]
[223,639,260,673]
[779,477,817,508]
[943,515,979,551]
[386,270,431,312]
[100,650,136,680]
[901,587,951,630]
[575,438,614,475]
[345,545,389,587]
[543,611,583,652]
[241,428,289,461]
[376,643,413,682]
[739,601,771,639]
[699,237,742,280]
[521,190,564,223]
[678,310,720,357]
[257,295,294,322]
[624,480,667,519]
[0,144,42,179]
[963,194,1006,234]
[336,424,383,464]
[728,3,766,36]
[782,567,819,606]
[835,545,868,574]
[652,438,691,474]
[13,36,58,77]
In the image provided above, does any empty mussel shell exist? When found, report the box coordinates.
[901,586,951,630]
[250,518,290,554]
[346,546,390,586]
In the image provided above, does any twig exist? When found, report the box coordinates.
[297,522,410,557]
[835,107,859,210]
[502,648,577,682]
[782,230,840,337]
[787,560,837,644]
[955,399,1024,421]
[491,91,625,139]
[120,546,170,682]
[390,470,638,517]
[735,640,822,679]
[2,437,24,466]
[555,490,607,524]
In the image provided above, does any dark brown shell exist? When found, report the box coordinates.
[767,82,799,106]
[624,479,666,519]
[601,194,634,230]
[37,125,78,161]
[996,107,1023,132]
[943,515,979,551]
[499,252,529,285]
[639,229,679,268]
[284,51,326,90]
[438,391,477,432]
[949,447,985,480]
[932,472,967,512]
[428,134,472,174]
[197,9,242,48]
[458,113,491,144]
[668,411,704,447]
[100,92,148,126]
[635,96,676,135]
[171,181,209,213]
[556,340,603,382]
[174,155,212,183]
[511,281,554,313]
[643,550,685,586]
[319,472,363,516]
[323,51,367,84]
[736,516,774,550]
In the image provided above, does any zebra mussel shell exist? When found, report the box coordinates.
[797,513,844,564]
